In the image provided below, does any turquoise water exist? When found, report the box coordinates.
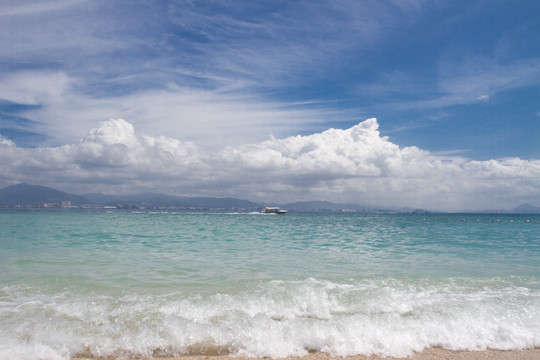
[0,210,539,359]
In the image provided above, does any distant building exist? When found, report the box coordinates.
[43,201,71,208]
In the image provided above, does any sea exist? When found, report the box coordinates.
[0,209,539,360]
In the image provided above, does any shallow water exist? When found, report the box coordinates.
[0,210,539,359]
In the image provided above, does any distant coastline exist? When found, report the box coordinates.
[1,183,539,214]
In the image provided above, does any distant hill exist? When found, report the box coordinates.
[0,183,260,210]
[0,183,89,206]
[512,203,540,213]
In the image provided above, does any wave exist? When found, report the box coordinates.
[1,277,539,359]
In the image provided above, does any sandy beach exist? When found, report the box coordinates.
[72,348,540,360]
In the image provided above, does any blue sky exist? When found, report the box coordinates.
[0,0,539,210]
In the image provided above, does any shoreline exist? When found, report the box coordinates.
[73,348,540,360]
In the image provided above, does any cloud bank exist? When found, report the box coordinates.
[1,118,539,211]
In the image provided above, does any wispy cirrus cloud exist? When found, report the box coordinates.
[436,56,540,104]
[0,70,354,149]
[0,0,84,18]
[357,56,540,112]
[0,71,72,105]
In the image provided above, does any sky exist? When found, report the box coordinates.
[0,0,539,211]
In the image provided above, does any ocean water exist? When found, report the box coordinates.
[0,210,539,359]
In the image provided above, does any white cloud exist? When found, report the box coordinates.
[360,56,540,113]
[0,0,83,17]
[1,70,350,149]
[1,118,539,211]
[477,95,489,101]
[0,135,15,147]
[432,56,540,109]
[0,72,72,105]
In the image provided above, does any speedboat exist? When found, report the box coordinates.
[261,206,288,214]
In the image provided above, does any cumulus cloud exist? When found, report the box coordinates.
[1,118,539,211]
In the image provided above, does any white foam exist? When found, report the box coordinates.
[1,278,539,359]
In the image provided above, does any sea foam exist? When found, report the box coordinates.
[1,277,538,360]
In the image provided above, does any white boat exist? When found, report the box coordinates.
[261,206,288,214]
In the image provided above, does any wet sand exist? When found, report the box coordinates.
[73,348,540,360]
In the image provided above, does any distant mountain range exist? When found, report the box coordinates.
[511,203,540,213]
[0,183,261,210]
[0,184,379,211]
[0,183,89,207]
[1,183,539,213]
